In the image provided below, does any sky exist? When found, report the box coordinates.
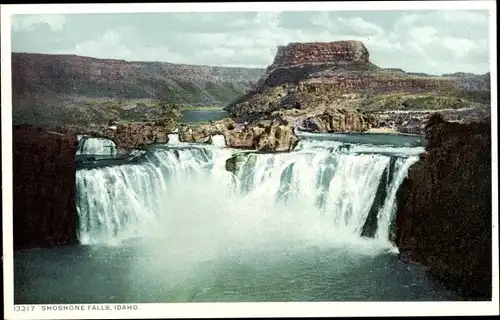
[10,10,491,75]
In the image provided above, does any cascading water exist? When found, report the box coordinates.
[76,136,117,156]
[167,133,181,145]
[211,134,226,147]
[19,133,461,305]
[75,134,423,252]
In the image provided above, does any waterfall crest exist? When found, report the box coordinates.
[76,137,117,156]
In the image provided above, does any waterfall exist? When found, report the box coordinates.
[211,134,226,147]
[76,137,423,250]
[76,137,117,156]
[374,156,420,241]
[167,134,181,145]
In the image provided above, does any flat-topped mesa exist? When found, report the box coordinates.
[268,41,370,70]
[226,40,489,124]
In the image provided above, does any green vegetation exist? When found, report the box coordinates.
[356,92,485,112]
[12,96,230,128]
[154,79,249,105]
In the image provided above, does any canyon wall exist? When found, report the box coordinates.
[298,74,456,94]
[395,114,492,299]
[11,52,264,127]
[13,125,78,249]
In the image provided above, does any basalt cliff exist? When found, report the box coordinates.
[225,41,490,135]
[396,114,492,300]
[13,125,79,249]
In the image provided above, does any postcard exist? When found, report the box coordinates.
[1,1,498,319]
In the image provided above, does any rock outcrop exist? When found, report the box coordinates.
[13,125,78,249]
[395,114,492,299]
[228,119,298,152]
[178,118,234,144]
[270,41,369,68]
[299,107,378,133]
[376,106,491,135]
[62,121,174,153]
[59,105,180,153]
[179,117,299,152]
[225,153,257,174]
[226,40,490,134]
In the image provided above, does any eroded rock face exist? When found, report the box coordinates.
[225,153,257,174]
[299,108,377,133]
[179,118,236,144]
[62,121,175,152]
[13,125,78,249]
[223,118,298,152]
[112,122,171,150]
[178,117,299,152]
[376,106,492,135]
[395,114,492,299]
[179,126,212,144]
[269,41,370,69]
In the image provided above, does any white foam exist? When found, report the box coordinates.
[76,137,116,155]
[211,134,226,147]
[167,133,181,145]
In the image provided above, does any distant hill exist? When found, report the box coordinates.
[11,52,264,126]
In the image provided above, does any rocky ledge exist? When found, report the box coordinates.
[179,117,298,152]
[297,107,378,133]
[395,114,492,300]
[63,121,172,154]
[58,106,180,153]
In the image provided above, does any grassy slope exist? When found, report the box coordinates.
[356,92,487,112]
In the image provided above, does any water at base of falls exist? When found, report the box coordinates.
[14,242,458,303]
[15,133,461,304]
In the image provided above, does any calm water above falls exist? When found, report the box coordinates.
[14,133,459,303]
[181,109,228,123]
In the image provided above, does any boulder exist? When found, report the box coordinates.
[225,153,256,174]
[255,123,299,152]
[224,119,298,152]
[179,125,212,143]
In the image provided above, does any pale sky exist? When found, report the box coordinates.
[11,10,491,75]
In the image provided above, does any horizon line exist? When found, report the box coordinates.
[10,51,491,77]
